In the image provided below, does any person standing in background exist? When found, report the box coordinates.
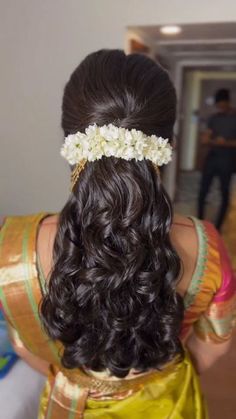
[198,88,236,230]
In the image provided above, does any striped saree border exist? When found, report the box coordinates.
[0,213,60,363]
[194,226,236,342]
[22,216,60,362]
[0,219,19,330]
[182,218,236,343]
[183,217,209,310]
[181,219,222,340]
[45,374,88,419]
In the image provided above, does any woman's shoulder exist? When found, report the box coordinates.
[37,215,59,280]
[172,214,195,228]
[172,214,226,298]
[172,213,218,240]
[171,214,222,296]
[171,215,199,295]
[171,214,198,250]
[172,214,221,264]
[40,214,59,226]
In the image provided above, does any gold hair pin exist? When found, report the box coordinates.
[71,159,87,191]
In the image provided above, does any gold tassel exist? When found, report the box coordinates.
[71,159,87,191]
[153,163,160,176]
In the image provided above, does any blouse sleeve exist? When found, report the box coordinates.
[193,230,236,343]
[0,220,25,351]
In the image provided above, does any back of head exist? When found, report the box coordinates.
[41,49,184,378]
[215,88,230,104]
[215,88,231,112]
[62,49,176,138]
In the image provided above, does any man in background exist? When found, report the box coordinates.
[198,88,236,230]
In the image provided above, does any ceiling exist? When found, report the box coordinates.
[128,22,236,66]
[129,22,236,42]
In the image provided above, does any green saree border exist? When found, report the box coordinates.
[183,217,208,310]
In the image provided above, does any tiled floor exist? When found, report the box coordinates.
[175,171,236,419]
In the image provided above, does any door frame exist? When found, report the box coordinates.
[173,59,236,199]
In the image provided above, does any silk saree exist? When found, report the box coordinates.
[0,214,235,418]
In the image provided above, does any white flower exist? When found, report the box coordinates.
[85,124,98,138]
[103,139,120,157]
[124,129,133,144]
[122,145,135,160]
[100,124,119,140]
[61,123,172,167]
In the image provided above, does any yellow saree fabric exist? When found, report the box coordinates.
[38,353,207,419]
[84,356,206,419]
[2,213,235,418]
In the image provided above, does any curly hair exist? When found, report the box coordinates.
[40,49,184,378]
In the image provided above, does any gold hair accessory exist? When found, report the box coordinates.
[153,163,160,176]
[71,159,87,191]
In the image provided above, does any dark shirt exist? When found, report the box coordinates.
[208,111,236,140]
[207,111,236,165]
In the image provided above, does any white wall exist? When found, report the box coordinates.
[180,71,201,170]
[1,0,236,215]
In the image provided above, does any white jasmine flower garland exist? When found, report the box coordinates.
[61,123,172,167]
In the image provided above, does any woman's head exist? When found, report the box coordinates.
[62,49,176,139]
[40,50,183,378]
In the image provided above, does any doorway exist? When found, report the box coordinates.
[125,22,236,202]
[179,71,236,172]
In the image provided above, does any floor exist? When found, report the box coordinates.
[0,360,45,419]
[175,171,236,419]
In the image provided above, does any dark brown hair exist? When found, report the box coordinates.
[40,49,184,378]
